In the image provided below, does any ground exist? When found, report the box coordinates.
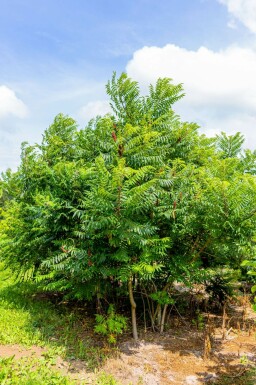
[0,265,256,385]
[0,310,255,384]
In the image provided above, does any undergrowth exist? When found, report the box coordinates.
[0,263,121,384]
[213,366,256,385]
[0,264,108,368]
[0,356,122,385]
[0,356,76,385]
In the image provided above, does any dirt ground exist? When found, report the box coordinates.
[1,303,256,385]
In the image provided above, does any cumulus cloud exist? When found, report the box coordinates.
[78,100,111,122]
[218,0,256,33]
[0,86,28,119]
[126,44,256,148]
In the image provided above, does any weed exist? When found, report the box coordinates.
[240,354,249,365]
[94,305,127,345]
[213,366,256,385]
[0,356,77,385]
[136,377,144,385]
[94,372,121,385]
[192,310,204,331]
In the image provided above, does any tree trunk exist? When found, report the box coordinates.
[157,304,162,328]
[128,277,138,341]
[160,303,168,333]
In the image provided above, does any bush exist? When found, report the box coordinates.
[94,305,127,344]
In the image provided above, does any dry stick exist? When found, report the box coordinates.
[203,314,212,359]
[226,368,248,378]
[226,327,237,336]
[171,304,189,326]
[222,302,227,340]
[237,320,241,334]
[242,293,247,331]
[167,304,174,326]
[140,290,147,333]
[203,329,212,359]
[139,287,156,332]
[206,312,213,334]
[227,315,234,330]
[151,282,160,327]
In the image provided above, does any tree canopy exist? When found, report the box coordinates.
[0,73,255,339]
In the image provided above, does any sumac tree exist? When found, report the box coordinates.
[0,73,255,339]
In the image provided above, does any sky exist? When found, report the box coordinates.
[0,0,256,172]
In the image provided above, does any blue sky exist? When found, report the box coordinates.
[0,0,256,171]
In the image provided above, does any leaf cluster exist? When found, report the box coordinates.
[0,72,255,331]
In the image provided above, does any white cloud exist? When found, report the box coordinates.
[218,0,256,33]
[0,85,28,119]
[78,100,111,121]
[227,18,237,29]
[126,44,256,148]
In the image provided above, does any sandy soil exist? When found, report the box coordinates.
[1,305,256,384]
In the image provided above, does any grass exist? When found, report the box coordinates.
[0,355,76,385]
[0,264,107,366]
[213,367,256,385]
[94,373,122,385]
[0,356,121,385]
[0,263,121,384]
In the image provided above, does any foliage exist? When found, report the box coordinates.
[94,305,127,344]
[0,356,76,385]
[213,366,256,385]
[216,131,245,158]
[205,269,238,307]
[150,290,175,306]
[241,258,256,311]
[0,72,255,337]
[192,310,204,331]
[94,372,122,385]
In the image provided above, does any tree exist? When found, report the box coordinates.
[0,73,255,339]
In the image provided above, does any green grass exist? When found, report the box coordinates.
[0,268,42,346]
[212,366,256,385]
[0,355,76,385]
[0,263,122,384]
[0,355,121,385]
[0,264,107,367]
[94,373,122,385]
